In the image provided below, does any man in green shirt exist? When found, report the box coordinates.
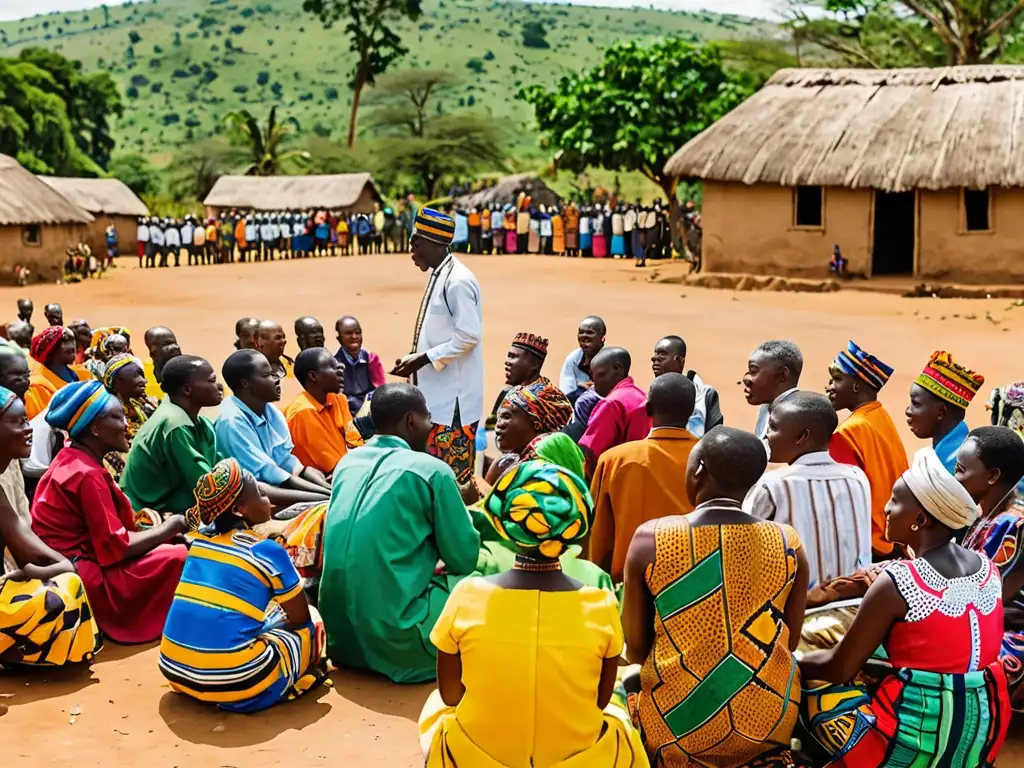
[320,383,481,683]
[120,355,224,515]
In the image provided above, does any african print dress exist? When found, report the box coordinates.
[634,518,802,767]
[103,396,157,483]
[1,567,102,666]
[801,556,1012,767]
[159,525,328,713]
[964,496,1024,707]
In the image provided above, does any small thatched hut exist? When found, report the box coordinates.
[203,173,382,215]
[39,177,148,257]
[665,66,1024,284]
[452,173,561,211]
[0,155,93,284]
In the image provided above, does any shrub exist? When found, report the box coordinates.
[233,84,249,94]
[271,81,283,98]
[230,24,246,34]
[325,86,339,100]
[128,30,141,44]
[188,63,202,75]
[483,50,495,60]
[257,71,270,86]
[162,112,180,125]
[240,7,255,17]
[151,82,163,93]
[521,20,549,49]
[130,74,149,86]
[172,68,190,78]
[125,85,139,99]
[466,58,484,74]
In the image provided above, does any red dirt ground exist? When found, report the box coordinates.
[1,254,1022,766]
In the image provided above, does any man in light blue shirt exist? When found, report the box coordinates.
[216,349,330,513]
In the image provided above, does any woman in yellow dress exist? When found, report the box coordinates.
[418,460,648,767]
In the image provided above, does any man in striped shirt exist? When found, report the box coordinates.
[744,390,872,588]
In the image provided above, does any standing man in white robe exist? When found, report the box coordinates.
[391,208,483,485]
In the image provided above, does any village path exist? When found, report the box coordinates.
[1,254,1023,765]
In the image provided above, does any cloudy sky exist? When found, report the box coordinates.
[0,0,785,22]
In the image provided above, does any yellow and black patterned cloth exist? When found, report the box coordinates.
[0,571,102,666]
[482,459,592,560]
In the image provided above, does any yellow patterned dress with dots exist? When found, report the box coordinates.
[634,518,802,767]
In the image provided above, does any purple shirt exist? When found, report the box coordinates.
[336,347,387,414]
[579,377,650,463]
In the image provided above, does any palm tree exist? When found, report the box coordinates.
[222,106,310,176]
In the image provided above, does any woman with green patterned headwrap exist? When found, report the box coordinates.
[418,460,648,767]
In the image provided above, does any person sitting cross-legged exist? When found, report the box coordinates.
[159,459,329,713]
[216,350,330,514]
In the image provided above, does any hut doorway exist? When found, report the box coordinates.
[872,191,915,276]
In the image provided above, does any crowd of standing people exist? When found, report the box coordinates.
[2,207,1019,768]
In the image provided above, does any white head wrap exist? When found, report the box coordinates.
[902,448,978,530]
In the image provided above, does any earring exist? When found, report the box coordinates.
[910,523,919,531]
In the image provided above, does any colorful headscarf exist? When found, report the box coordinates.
[988,381,1024,437]
[483,460,593,560]
[502,380,572,434]
[0,385,17,414]
[511,332,549,361]
[30,325,66,364]
[45,380,116,438]
[414,207,455,245]
[88,326,131,360]
[102,353,144,392]
[832,340,893,391]
[528,432,586,479]
[185,458,255,531]
[916,351,985,410]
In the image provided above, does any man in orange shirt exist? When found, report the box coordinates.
[285,347,362,476]
[587,372,698,582]
[826,340,908,559]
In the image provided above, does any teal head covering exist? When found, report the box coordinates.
[45,380,117,438]
[483,460,593,560]
[0,385,17,414]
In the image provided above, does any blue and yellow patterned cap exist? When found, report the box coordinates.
[414,207,455,246]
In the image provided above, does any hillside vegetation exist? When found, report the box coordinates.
[0,0,773,161]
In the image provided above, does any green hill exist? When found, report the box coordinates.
[0,0,773,163]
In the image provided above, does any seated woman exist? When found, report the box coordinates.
[25,326,91,420]
[85,328,131,380]
[419,460,647,767]
[0,386,102,666]
[30,381,188,644]
[159,459,328,713]
[101,354,158,484]
[800,448,1011,767]
[483,379,574,486]
[954,425,1024,708]
[622,426,809,768]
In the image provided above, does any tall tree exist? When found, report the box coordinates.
[518,39,752,243]
[222,106,311,176]
[302,0,422,149]
[788,0,1024,66]
[363,69,506,197]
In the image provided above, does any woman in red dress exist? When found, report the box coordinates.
[30,380,188,644]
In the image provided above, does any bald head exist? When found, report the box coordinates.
[591,346,631,397]
[294,316,325,351]
[766,390,838,465]
[687,426,768,504]
[257,320,287,362]
[647,372,696,428]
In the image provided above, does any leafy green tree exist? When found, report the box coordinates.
[519,39,752,238]
[168,137,236,202]
[302,0,423,149]
[109,153,160,196]
[364,69,506,196]
[787,0,1024,66]
[222,106,311,175]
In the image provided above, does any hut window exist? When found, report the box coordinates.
[21,225,41,247]
[794,186,824,228]
[963,188,991,232]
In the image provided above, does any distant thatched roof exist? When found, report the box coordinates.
[664,66,1024,193]
[453,173,561,209]
[203,173,381,210]
[0,155,93,226]
[39,177,149,217]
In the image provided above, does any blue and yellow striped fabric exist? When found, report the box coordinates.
[414,207,455,245]
[159,527,315,713]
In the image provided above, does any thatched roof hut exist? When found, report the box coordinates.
[665,66,1024,193]
[39,177,149,217]
[0,156,94,226]
[663,66,1024,285]
[203,173,382,212]
[452,173,561,210]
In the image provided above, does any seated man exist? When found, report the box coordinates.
[120,355,224,516]
[651,335,723,437]
[588,373,698,583]
[143,326,182,400]
[558,315,605,405]
[256,320,294,382]
[216,349,330,511]
[907,350,985,473]
[294,316,326,352]
[745,391,872,588]
[234,317,260,351]
[579,347,649,476]
[335,315,385,416]
[319,383,481,684]
[285,347,362,476]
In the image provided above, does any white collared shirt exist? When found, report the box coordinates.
[415,255,484,428]
[743,451,872,587]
